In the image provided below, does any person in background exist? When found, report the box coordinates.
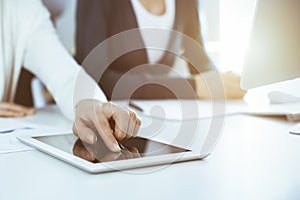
[75,0,246,100]
[0,0,141,152]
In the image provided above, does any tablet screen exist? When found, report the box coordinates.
[34,134,189,163]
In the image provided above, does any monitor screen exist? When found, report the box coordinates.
[241,0,300,89]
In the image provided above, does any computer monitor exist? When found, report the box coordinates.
[241,0,300,89]
[240,0,300,134]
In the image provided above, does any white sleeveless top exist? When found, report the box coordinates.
[130,0,175,63]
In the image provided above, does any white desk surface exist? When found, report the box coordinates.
[1,103,300,200]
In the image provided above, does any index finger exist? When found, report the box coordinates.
[93,113,121,152]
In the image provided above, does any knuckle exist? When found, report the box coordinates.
[126,109,131,116]
[102,102,113,111]
[123,110,131,120]
[120,106,130,115]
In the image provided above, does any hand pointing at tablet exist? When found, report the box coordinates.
[72,100,142,152]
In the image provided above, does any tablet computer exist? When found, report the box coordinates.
[17,133,203,173]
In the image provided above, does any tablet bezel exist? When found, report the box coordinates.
[17,133,204,173]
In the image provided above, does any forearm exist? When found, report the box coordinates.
[22,0,107,120]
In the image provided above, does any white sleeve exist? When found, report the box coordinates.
[21,0,107,120]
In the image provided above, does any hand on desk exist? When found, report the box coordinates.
[73,100,142,153]
[0,102,35,117]
[195,71,246,100]
[221,72,246,99]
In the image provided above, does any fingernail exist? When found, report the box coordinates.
[112,143,121,152]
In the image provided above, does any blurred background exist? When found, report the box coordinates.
[15,0,258,107]
[51,0,257,74]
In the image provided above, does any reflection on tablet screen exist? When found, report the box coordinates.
[34,134,189,163]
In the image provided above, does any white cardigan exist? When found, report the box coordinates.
[0,0,107,120]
